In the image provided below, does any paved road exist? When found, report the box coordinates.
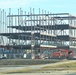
[0,72,76,75]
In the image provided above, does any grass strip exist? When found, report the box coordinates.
[2,60,76,74]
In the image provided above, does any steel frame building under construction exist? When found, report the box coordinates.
[0,8,76,59]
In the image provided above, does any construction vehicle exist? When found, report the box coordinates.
[51,49,74,59]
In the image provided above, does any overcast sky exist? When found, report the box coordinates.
[0,0,76,15]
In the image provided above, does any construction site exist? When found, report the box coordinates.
[0,8,76,59]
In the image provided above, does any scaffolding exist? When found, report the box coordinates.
[0,8,76,59]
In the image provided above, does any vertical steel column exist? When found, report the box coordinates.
[11,14,13,45]
[0,9,4,56]
[18,9,20,45]
[24,11,27,44]
[9,8,11,32]
[1,10,4,45]
[0,9,2,44]
[11,14,13,33]
[8,8,11,59]
[30,7,33,58]
[50,13,52,46]
[47,11,50,46]
[18,8,20,58]
[3,9,5,33]
[19,8,23,58]
[15,11,17,45]
[15,13,17,33]
[45,10,47,51]
[45,10,47,47]
[69,14,72,46]
[36,10,38,33]
[42,9,44,46]
[53,14,55,46]
[39,8,41,44]
[33,8,36,55]
[74,19,76,54]
[10,13,13,58]
[39,8,42,54]
[6,11,10,55]
[8,8,11,45]
[5,12,7,33]
[68,14,70,46]
[0,9,1,33]
[20,8,24,45]
[74,19,75,46]
[0,9,1,44]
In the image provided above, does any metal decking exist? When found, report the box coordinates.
[0,33,76,41]
[7,24,76,31]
